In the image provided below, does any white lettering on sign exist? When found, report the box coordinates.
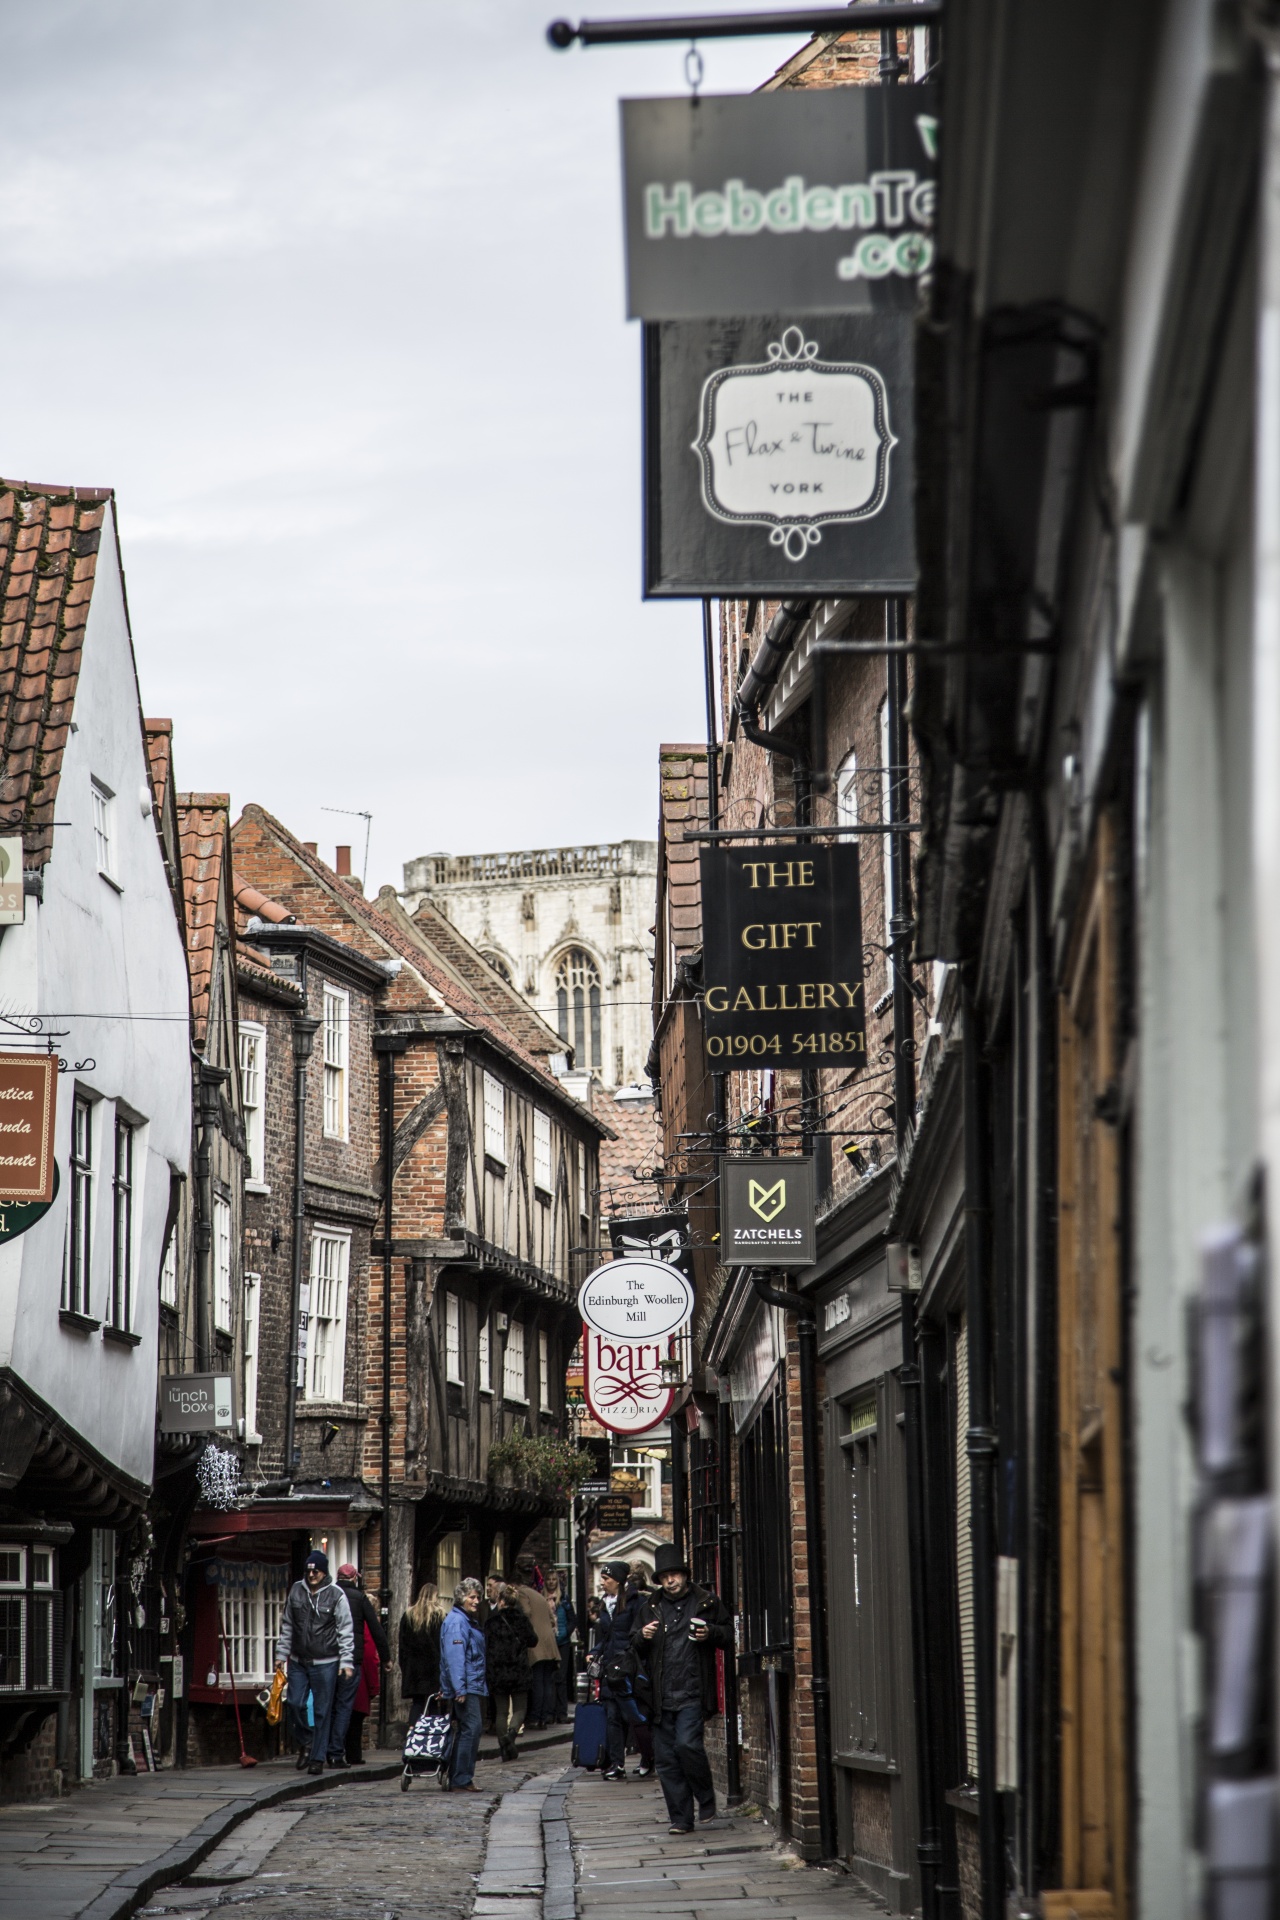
[693,328,897,564]
[578,1257,694,1342]
[824,1292,852,1333]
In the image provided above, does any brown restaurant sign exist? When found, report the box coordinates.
[0,1054,57,1204]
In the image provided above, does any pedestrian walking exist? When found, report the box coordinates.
[593,1559,639,1781]
[330,1563,390,1765]
[485,1583,538,1760]
[274,1550,355,1777]
[398,1582,449,1724]
[439,1577,487,1791]
[624,1565,655,1778]
[545,1570,577,1722]
[631,1543,732,1834]
[512,1553,560,1728]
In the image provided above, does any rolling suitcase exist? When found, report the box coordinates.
[571,1699,609,1771]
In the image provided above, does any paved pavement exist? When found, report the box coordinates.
[0,1725,569,1920]
[0,1731,888,1920]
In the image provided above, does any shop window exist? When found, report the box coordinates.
[211,1562,290,1684]
[614,1445,663,1520]
[436,1531,463,1594]
[739,1374,793,1655]
[844,1393,883,1756]
[688,1431,720,1591]
[0,1543,57,1691]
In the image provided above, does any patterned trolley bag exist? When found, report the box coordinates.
[401,1694,456,1791]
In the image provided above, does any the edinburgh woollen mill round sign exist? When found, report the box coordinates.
[577,1258,694,1342]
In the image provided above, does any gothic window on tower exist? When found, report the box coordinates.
[555,947,602,1072]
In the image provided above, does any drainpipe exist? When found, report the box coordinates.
[962,980,1001,1918]
[284,1016,319,1475]
[374,1031,410,1744]
[749,1270,837,1861]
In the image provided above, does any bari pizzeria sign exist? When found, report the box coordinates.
[699,844,866,1067]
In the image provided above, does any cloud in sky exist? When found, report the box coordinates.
[0,1,808,890]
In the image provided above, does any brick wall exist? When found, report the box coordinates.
[0,1716,61,1800]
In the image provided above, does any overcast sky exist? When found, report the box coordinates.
[0,3,809,892]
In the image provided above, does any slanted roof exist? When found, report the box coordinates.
[233,804,611,1132]
[144,718,173,816]
[176,793,231,1052]
[655,746,709,1020]
[400,889,566,1059]
[0,481,112,866]
[595,1088,663,1219]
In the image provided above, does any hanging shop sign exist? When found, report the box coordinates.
[595,1495,635,1533]
[160,1374,236,1434]
[699,843,866,1065]
[0,1160,58,1244]
[0,839,23,925]
[0,1053,57,1204]
[578,1256,695,1341]
[608,1211,692,1277]
[621,87,937,320]
[583,1327,677,1434]
[721,1157,817,1268]
[644,314,915,596]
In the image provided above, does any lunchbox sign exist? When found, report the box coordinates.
[578,1257,695,1342]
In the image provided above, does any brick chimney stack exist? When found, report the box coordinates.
[335,845,352,877]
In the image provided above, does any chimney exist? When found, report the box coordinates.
[304,841,318,855]
[335,846,352,877]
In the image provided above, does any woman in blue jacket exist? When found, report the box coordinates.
[439,1578,487,1790]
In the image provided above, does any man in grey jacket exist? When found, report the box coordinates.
[274,1550,354,1775]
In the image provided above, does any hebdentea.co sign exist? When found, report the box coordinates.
[622,87,936,320]
[578,1257,694,1342]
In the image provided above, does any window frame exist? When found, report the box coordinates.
[305,1228,351,1403]
[503,1318,527,1404]
[243,1271,261,1442]
[0,1541,58,1693]
[109,1117,134,1332]
[238,1022,266,1184]
[445,1291,463,1386]
[322,985,350,1141]
[213,1192,233,1335]
[478,1314,492,1394]
[91,778,117,884]
[614,1446,663,1520]
[538,1328,552,1412]
[483,1071,506,1167]
[533,1109,552,1197]
[159,1229,178,1310]
[554,947,603,1072]
[65,1093,94,1317]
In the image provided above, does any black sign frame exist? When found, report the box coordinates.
[721,1157,817,1268]
[644,313,916,598]
[621,88,937,322]
[699,843,866,1068]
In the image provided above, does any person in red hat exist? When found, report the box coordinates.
[329,1563,390,1766]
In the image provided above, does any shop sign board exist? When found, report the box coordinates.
[160,1374,235,1434]
[0,1053,57,1204]
[621,88,937,320]
[583,1327,677,1435]
[608,1210,692,1276]
[595,1495,634,1533]
[699,843,865,1065]
[0,839,23,924]
[645,314,915,596]
[579,1257,694,1341]
[722,1157,817,1268]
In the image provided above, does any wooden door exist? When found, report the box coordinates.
[1049,809,1128,1920]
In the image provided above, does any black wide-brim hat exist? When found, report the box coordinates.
[652,1543,692,1580]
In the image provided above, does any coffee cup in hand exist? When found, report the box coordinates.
[689,1616,706,1642]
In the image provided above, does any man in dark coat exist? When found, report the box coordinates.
[329,1564,391,1765]
[273,1550,355,1776]
[593,1559,639,1781]
[632,1542,732,1834]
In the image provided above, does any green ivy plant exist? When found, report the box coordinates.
[488,1431,599,1500]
